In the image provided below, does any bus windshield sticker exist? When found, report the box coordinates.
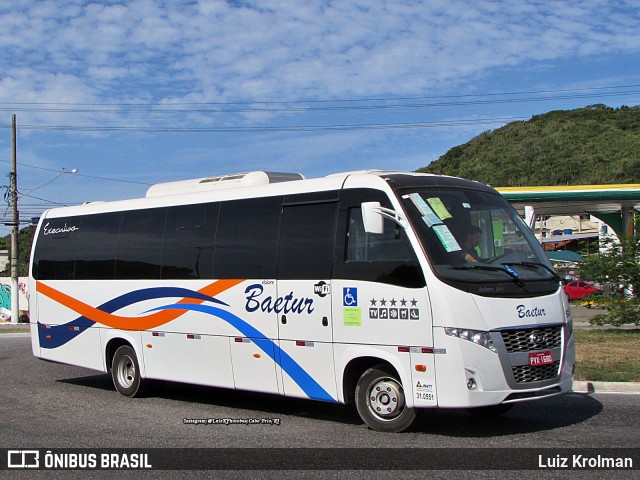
[432,224,461,252]
[406,193,442,227]
[427,197,452,221]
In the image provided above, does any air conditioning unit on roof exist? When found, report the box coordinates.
[146,171,305,198]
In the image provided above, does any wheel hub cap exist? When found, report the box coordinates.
[117,356,135,388]
[368,379,404,418]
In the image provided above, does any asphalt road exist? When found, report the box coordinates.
[1,335,638,478]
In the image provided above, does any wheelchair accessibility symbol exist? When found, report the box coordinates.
[343,288,358,307]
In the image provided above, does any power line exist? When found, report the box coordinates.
[0,84,635,134]
[3,116,530,133]
[0,90,637,115]
[0,160,153,186]
[0,83,638,108]
[15,191,76,207]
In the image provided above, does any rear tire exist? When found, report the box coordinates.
[355,365,416,432]
[111,345,147,397]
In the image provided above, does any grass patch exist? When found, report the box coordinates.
[575,329,640,382]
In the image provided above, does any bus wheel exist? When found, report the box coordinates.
[355,365,416,432]
[111,345,147,397]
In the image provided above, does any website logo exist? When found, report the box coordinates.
[8,450,40,469]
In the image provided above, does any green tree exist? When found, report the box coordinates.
[418,105,640,186]
[6,226,36,277]
[579,226,640,327]
[18,227,36,276]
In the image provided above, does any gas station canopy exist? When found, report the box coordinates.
[497,184,640,236]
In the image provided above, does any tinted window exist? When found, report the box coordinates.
[401,188,556,285]
[278,202,337,279]
[115,208,167,279]
[162,203,218,279]
[346,207,414,263]
[335,189,425,288]
[32,216,82,280]
[75,212,121,280]
[214,197,281,279]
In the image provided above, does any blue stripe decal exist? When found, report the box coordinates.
[99,287,227,313]
[149,303,337,403]
[40,287,226,349]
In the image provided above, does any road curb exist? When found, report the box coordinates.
[573,381,640,394]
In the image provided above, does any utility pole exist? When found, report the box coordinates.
[10,114,19,324]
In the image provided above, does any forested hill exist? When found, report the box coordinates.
[417,105,640,187]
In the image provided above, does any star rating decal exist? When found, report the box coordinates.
[368,297,420,321]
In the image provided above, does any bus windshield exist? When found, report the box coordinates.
[400,188,557,285]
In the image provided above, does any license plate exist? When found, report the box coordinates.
[529,350,553,366]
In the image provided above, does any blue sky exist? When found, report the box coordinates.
[0,0,639,234]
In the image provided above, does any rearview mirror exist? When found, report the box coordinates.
[361,202,408,234]
[362,202,384,234]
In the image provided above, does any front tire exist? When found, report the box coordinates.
[355,365,416,432]
[111,345,147,397]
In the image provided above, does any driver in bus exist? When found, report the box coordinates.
[462,225,483,263]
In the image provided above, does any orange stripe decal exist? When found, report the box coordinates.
[36,279,245,331]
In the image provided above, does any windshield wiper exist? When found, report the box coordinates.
[452,264,526,288]
[502,261,561,281]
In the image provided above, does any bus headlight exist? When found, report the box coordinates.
[445,327,497,353]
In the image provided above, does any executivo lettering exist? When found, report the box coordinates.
[43,222,79,236]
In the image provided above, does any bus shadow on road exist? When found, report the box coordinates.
[57,373,114,391]
[411,392,603,437]
[58,373,363,426]
[60,374,602,436]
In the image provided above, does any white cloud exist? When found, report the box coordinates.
[0,0,638,217]
[1,0,638,110]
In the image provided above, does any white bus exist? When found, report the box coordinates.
[29,170,574,432]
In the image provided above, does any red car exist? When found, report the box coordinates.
[563,281,601,300]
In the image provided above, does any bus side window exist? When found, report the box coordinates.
[115,208,167,280]
[346,207,413,263]
[278,202,337,280]
[341,206,425,288]
[214,197,280,279]
[162,203,217,279]
[32,216,81,280]
[75,212,120,280]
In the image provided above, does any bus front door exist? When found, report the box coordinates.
[276,279,337,402]
[275,200,339,402]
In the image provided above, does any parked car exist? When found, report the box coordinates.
[564,281,602,300]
